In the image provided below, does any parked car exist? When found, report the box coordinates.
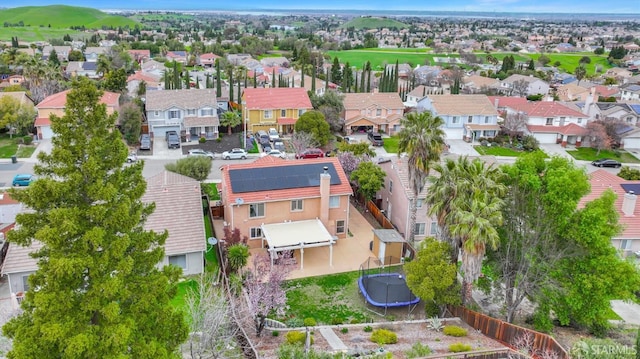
[261,143,272,153]
[167,132,181,149]
[12,174,35,186]
[273,141,285,151]
[266,149,286,159]
[165,130,178,140]
[295,148,325,159]
[222,148,248,160]
[126,152,138,163]
[591,158,621,168]
[255,130,270,146]
[368,132,384,146]
[139,134,152,150]
[188,149,215,160]
[268,128,280,142]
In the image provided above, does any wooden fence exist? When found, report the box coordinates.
[424,348,528,359]
[449,306,569,359]
[365,200,417,259]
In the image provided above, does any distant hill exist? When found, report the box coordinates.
[0,5,138,29]
[340,16,408,30]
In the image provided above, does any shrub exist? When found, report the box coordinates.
[286,331,313,345]
[405,342,432,358]
[22,136,33,145]
[370,329,398,345]
[199,136,206,143]
[272,330,280,337]
[216,137,222,143]
[618,166,640,180]
[303,318,317,327]
[285,317,304,328]
[363,325,373,332]
[340,328,348,334]
[330,317,344,325]
[449,343,472,353]
[443,325,468,337]
[424,301,440,318]
[349,319,361,324]
[522,135,539,151]
[427,317,443,332]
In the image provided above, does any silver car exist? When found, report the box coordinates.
[266,149,286,159]
[188,149,215,160]
[222,148,248,160]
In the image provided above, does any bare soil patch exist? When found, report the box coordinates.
[181,132,244,155]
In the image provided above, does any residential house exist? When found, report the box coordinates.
[41,45,71,62]
[498,74,550,97]
[35,89,120,139]
[0,171,207,295]
[0,75,25,89]
[141,59,166,78]
[581,102,640,127]
[621,127,640,149]
[385,63,413,79]
[219,156,353,268]
[404,85,429,107]
[197,53,221,67]
[376,157,437,242]
[556,83,590,101]
[126,71,163,97]
[580,170,640,257]
[145,89,219,140]
[0,192,23,226]
[605,67,633,84]
[620,84,640,102]
[462,75,500,94]
[241,87,312,135]
[166,51,188,64]
[260,57,290,68]
[343,92,405,135]
[128,49,151,63]
[417,94,500,141]
[83,47,108,62]
[64,61,99,79]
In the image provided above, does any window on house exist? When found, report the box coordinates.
[22,275,30,292]
[452,116,459,124]
[154,111,159,116]
[264,110,272,119]
[201,108,214,116]
[187,109,196,116]
[595,114,600,119]
[627,116,633,123]
[250,227,263,239]
[414,223,426,236]
[298,109,305,117]
[484,116,489,124]
[577,118,582,124]
[389,180,393,193]
[281,109,286,117]
[336,220,345,234]
[468,116,473,123]
[169,255,187,270]
[291,199,303,211]
[416,199,423,208]
[430,221,439,235]
[169,110,180,119]
[249,203,265,218]
[621,239,633,250]
[329,196,340,208]
[376,109,382,116]
[545,118,553,125]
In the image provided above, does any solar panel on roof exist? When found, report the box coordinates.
[621,183,640,195]
[228,162,342,193]
[630,104,640,114]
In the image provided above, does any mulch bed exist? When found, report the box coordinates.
[181,132,245,155]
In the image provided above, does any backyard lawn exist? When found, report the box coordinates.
[170,279,198,313]
[566,147,640,163]
[382,136,399,154]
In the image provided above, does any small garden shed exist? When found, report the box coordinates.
[371,229,405,265]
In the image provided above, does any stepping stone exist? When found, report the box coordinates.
[319,327,348,351]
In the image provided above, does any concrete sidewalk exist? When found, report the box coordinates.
[610,300,640,326]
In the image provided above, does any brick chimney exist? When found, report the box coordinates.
[320,166,330,226]
[622,191,637,217]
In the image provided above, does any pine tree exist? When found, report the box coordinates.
[3,77,188,357]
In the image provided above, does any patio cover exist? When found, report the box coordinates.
[261,219,336,270]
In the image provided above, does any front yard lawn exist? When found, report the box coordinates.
[474,146,547,158]
[566,147,640,163]
[0,134,37,158]
[383,136,399,154]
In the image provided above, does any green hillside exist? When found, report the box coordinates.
[0,5,138,29]
[341,17,408,30]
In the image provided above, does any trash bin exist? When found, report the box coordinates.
[11,156,16,164]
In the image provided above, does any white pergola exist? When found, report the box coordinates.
[261,219,336,270]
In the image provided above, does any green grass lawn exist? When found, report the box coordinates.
[0,135,37,158]
[204,214,219,273]
[565,147,640,163]
[382,136,399,153]
[16,145,36,158]
[170,279,198,313]
[473,145,520,157]
[327,50,446,69]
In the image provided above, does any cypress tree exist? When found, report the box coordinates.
[229,71,234,102]
[253,71,257,88]
[237,78,242,105]
[311,64,316,93]
[215,59,221,97]
[271,69,276,88]
[394,60,399,92]
[325,68,329,91]
[301,66,305,88]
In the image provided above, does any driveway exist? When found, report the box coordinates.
[610,300,640,326]
[152,136,185,160]
[447,139,480,156]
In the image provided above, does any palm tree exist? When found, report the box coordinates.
[397,111,446,245]
[427,156,506,304]
[220,110,242,136]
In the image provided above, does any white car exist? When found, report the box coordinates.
[126,153,138,163]
[266,149,286,159]
[222,148,248,160]
[188,149,215,160]
[268,128,280,141]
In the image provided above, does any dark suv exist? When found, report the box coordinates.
[166,131,180,149]
[368,132,384,146]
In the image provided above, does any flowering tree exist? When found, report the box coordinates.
[244,254,292,336]
[337,151,363,177]
[586,121,610,155]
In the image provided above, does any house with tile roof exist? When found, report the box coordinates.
[145,89,220,140]
[35,89,120,139]
[0,171,206,295]
[197,53,221,67]
[166,51,188,64]
[128,49,151,63]
[405,85,430,107]
[343,92,405,135]
[219,156,353,268]
[498,74,550,97]
[241,87,313,135]
[579,170,640,257]
[0,74,25,89]
[417,94,500,141]
[126,71,163,97]
[375,157,437,242]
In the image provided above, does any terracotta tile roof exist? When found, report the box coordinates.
[526,123,588,136]
[142,171,206,255]
[34,117,50,126]
[145,89,218,111]
[277,117,297,125]
[128,49,151,58]
[127,71,161,83]
[487,96,529,109]
[199,53,220,60]
[407,85,429,98]
[243,88,312,110]
[343,93,404,110]
[221,156,352,205]
[37,90,120,109]
[580,169,640,239]
[506,100,586,118]
[428,94,498,116]
[0,192,18,205]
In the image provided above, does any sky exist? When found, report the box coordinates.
[1,0,639,14]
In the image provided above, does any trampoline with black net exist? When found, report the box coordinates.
[358,256,420,316]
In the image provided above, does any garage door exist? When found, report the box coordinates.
[40,126,54,139]
[534,133,557,144]
[152,126,181,138]
[445,128,464,140]
[623,137,640,149]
